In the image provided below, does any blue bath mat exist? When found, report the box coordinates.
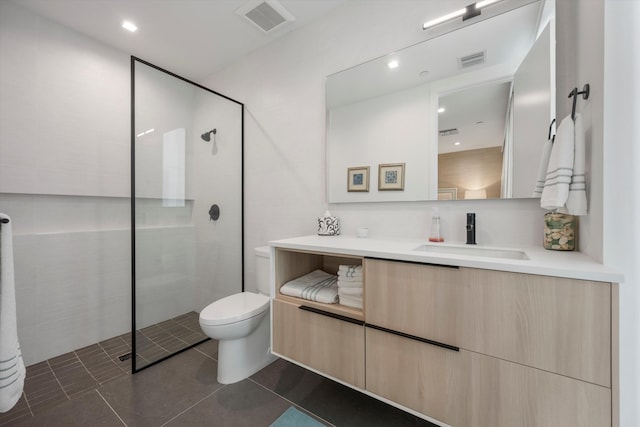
[270,406,326,427]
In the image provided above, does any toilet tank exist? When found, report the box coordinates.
[254,246,271,295]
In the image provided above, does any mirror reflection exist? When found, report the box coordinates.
[326,0,555,203]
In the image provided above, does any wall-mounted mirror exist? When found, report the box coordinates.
[326,0,555,203]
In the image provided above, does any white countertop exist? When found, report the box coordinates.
[270,235,623,283]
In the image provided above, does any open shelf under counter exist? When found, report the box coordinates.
[273,247,364,321]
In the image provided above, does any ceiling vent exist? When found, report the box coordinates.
[439,128,459,136]
[458,51,486,69]
[237,0,296,34]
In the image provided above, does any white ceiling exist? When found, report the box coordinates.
[11,0,347,81]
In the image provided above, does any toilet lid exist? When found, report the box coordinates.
[199,292,270,326]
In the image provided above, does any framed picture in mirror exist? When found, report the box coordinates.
[347,166,370,192]
[378,163,405,191]
[438,188,458,200]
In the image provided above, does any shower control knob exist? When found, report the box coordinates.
[209,204,220,221]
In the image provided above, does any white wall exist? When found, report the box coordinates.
[604,2,640,426]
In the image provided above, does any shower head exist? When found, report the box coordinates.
[201,129,217,142]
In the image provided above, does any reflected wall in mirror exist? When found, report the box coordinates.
[326,0,555,203]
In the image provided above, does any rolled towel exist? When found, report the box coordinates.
[338,265,362,279]
[337,278,363,288]
[339,294,363,309]
[280,270,339,304]
[338,287,363,296]
[337,276,363,284]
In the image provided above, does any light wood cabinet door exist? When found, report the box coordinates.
[459,268,611,387]
[366,327,611,427]
[364,259,611,386]
[272,299,365,388]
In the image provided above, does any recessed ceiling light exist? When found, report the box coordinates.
[454,141,461,146]
[438,107,446,113]
[387,60,399,69]
[122,21,138,32]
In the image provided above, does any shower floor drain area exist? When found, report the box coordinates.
[118,352,132,362]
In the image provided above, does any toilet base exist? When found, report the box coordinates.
[216,312,277,384]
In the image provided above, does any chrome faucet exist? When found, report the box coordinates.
[466,213,476,245]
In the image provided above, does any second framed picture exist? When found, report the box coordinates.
[378,163,405,191]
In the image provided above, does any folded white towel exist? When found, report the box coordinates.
[533,137,554,197]
[280,270,338,304]
[337,278,363,287]
[338,287,363,296]
[0,213,26,413]
[339,294,363,309]
[566,113,587,215]
[541,115,574,210]
[338,265,362,279]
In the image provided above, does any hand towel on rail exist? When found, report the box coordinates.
[280,270,339,304]
[565,113,587,215]
[0,213,26,413]
[532,137,554,197]
[540,114,574,210]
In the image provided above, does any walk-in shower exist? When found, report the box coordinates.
[131,57,244,372]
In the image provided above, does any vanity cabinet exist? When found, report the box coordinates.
[271,248,365,388]
[271,246,616,427]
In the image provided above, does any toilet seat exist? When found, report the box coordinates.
[199,292,269,326]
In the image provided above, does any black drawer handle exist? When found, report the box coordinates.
[299,305,365,326]
[366,323,459,352]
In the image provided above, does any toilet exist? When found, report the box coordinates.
[199,246,276,384]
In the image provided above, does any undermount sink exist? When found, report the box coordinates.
[413,244,529,260]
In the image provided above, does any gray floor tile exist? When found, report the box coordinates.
[11,390,124,427]
[0,394,31,426]
[193,338,218,360]
[251,359,437,427]
[99,348,224,426]
[164,379,295,427]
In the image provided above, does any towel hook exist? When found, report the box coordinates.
[548,118,556,143]
[568,84,590,120]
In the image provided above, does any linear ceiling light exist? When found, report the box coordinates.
[423,0,504,30]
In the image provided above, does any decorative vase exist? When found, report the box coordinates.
[543,212,576,251]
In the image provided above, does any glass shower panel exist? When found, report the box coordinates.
[132,58,243,372]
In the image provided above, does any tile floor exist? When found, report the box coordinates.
[1,312,438,427]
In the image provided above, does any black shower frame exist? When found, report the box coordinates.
[130,56,245,374]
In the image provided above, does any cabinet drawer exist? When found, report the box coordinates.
[365,259,611,386]
[365,259,463,346]
[272,299,365,388]
[365,327,468,426]
[366,327,611,427]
